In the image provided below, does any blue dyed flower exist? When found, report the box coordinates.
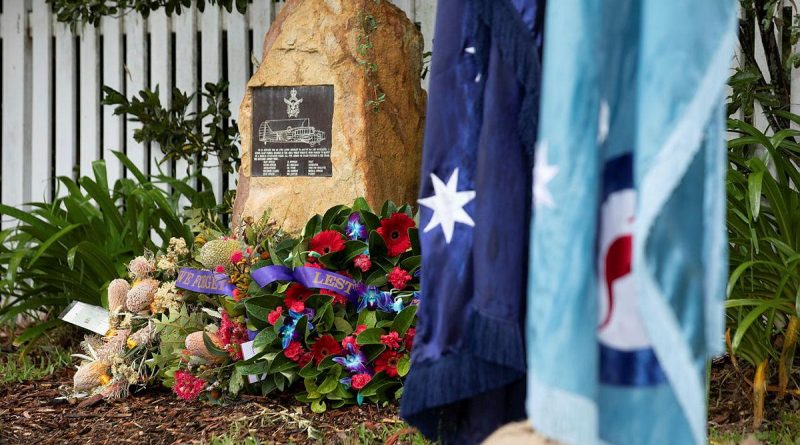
[279,309,316,348]
[355,284,394,312]
[332,343,370,374]
[389,296,404,313]
[346,213,367,240]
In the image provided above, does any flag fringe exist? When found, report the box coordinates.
[401,310,526,442]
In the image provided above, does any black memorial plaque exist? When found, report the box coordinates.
[251,85,334,177]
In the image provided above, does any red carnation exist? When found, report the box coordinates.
[388,267,412,290]
[375,351,402,377]
[342,336,358,350]
[354,324,368,335]
[285,283,313,313]
[311,334,342,365]
[380,331,402,349]
[284,341,304,362]
[267,306,283,325]
[298,351,314,368]
[354,254,372,272]
[351,373,372,390]
[404,328,416,351]
[309,230,346,256]
[377,213,415,257]
[304,261,323,269]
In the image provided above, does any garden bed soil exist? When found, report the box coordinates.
[0,367,412,445]
[2,350,797,444]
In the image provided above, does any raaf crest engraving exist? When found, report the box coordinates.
[251,85,334,177]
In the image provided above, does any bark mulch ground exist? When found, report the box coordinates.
[0,367,412,445]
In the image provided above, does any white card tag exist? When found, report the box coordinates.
[59,301,110,335]
[240,340,267,383]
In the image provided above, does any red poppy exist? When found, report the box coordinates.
[351,373,372,390]
[377,213,415,257]
[309,230,346,256]
[388,267,412,290]
[311,334,342,364]
[380,331,402,349]
[375,351,402,377]
[283,341,304,362]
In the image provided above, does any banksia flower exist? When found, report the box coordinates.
[185,331,224,362]
[126,279,159,313]
[197,239,241,272]
[128,322,155,348]
[73,361,111,392]
[96,329,130,360]
[107,279,130,312]
[128,256,154,280]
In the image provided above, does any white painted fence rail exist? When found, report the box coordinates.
[0,0,436,227]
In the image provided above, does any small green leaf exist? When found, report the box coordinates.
[357,328,384,345]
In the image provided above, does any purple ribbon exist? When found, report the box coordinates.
[175,267,237,297]
[251,265,361,303]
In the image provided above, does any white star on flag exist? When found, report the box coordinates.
[418,168,476,244]
[533,141,559,208]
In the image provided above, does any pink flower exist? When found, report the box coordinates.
[232,289,242,301]
[268,306,283,325]
[215,265,225,273]
[230,250,243,264]
[354,254,372,272]
[173,370,206,401]
[388,267,412,290]
[351,373,372,390]
[380,331,401,349]
[354,325,368,335]
[218,312,249,361]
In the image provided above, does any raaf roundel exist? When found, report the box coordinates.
[597,153,666,387]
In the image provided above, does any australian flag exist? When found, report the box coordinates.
[526,0,735,444]
[400,0,545,444]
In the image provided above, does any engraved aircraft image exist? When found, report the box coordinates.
[258,118,326,146]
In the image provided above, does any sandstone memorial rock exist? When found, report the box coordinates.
[233,0,426,231]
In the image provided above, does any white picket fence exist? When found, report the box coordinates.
[0,0,437,227]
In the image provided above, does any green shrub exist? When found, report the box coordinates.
[0,152,220,344]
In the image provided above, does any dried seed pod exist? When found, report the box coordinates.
[128,256,154,280]
[73,361,111,392]
[184,331,224,362]
[107,279,130,312]
[126,279,159,313]
[197,239,240,272]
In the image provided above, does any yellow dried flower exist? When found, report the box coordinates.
[99,374,112,386]
[126,338,137,349]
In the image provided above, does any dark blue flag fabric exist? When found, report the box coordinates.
[400,0,544,443]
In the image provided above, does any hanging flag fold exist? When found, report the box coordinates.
[526,1,736,444]
[401,0,545,443]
